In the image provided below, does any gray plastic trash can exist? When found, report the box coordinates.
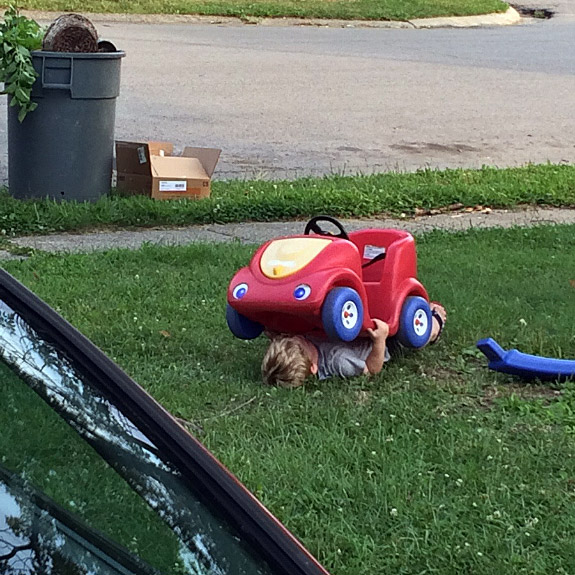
[7,50,125,202]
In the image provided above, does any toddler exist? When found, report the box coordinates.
[261,302,446,388]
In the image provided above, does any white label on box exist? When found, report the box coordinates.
[363,245,386,260]
[159,181,187,192]
[137,146,147,164]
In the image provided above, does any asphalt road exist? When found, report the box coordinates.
[1,7,574,182]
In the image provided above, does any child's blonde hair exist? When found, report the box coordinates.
[261,336,312,388]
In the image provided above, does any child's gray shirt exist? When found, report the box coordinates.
[309,337,390,380]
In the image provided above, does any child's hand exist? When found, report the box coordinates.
[367,319,389,342]
[364,319,389,375]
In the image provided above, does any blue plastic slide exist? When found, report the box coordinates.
[477,337,575,381]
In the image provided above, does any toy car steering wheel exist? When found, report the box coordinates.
[304,216,349,240]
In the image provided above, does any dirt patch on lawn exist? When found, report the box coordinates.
[480,382,562,409]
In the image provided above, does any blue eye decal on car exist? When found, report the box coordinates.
[232,283,248,299]
[294,285,311,300]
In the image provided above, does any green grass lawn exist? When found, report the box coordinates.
[1,164,574,239]
[2,223,575,574]
[16,0,509,21]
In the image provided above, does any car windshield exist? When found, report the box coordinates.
[0,296,279,575]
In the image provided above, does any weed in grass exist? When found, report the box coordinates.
[3,224,575,574]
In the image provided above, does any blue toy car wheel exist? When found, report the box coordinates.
[226,304,263,340]
[322,287,364,342]
[397,296,432,348]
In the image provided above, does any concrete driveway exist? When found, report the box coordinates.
[0,5,574,182]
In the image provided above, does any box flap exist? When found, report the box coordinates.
[115,141,149,176]
[182,147,221,178]
[116,141,175,176]
[150,155,209,180]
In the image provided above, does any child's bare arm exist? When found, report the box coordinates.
[364,319,389,375]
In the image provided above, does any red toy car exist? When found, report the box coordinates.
[226,216,432,347]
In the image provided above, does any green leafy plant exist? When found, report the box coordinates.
[0,6,43,122]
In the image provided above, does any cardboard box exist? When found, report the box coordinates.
[115,141,221,200]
